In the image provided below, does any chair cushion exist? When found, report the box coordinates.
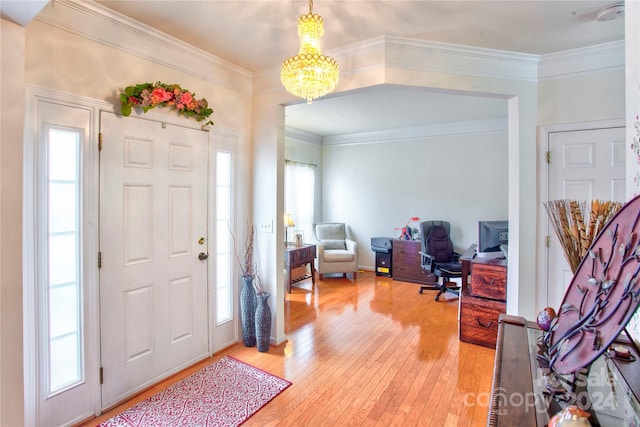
[436,262,462,274]
[323,249,355,262]
[315,223,347,250]
[320,239,347,250]
[315,223,346,240]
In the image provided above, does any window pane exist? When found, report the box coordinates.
[49,283,79,337]
[49,233,77,286]
[216,220,230,253]
[216,286,230,321]
[48,129,78,181]
[216,152,232,324]
[49,333,81,391]
[216,187,230,219]
[216,152,230,185]
[49,182,77,233]
[47,127,82,394]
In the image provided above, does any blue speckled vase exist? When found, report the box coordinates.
[240,276,257,347]
[255,292,272,352]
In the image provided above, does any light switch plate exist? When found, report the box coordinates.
[258,219,273,233]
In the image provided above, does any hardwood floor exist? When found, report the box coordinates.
[79,271,496,426]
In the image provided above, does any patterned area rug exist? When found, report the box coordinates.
[99,356,291,427]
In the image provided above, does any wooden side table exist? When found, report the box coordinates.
[284,243,316,293]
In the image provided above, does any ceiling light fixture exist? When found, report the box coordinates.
[596,2,624,21]
[281,0,339,104]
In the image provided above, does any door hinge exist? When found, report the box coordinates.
[546,150,551,164]
[100,367,104,385]
[98,133,103,151]
[546,235,551,247]
[98,251,102,269]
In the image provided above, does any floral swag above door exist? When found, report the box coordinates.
[119,82,214,126]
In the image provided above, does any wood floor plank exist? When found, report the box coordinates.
[77,271,495,427]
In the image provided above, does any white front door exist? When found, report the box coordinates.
[99,112,210,409]
[546,126,625,309]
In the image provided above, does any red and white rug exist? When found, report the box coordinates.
[99,356,291,427]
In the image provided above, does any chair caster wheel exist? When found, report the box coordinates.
[419,289,424,294]
[435,295,440,301]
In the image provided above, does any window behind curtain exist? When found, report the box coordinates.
[284,161,315,244]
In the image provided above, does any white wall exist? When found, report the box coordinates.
[321,130,508,269]
[538,69,625,125]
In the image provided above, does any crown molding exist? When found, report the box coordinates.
[284,127,323,145]
[322,118,508,146]
[35,0,253,95]
[384,36,540,83]
[538,40,625,81]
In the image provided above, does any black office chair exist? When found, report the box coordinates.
[418,220,462,301]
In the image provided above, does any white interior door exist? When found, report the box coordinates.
[99,112,210,409]
[546,126,625,309]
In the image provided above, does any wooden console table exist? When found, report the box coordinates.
[391,239,436,285]
[284,243,316,293]
[489,314,640,426]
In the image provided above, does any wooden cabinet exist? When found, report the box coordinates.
[459,258,507,348]
[391,239,436,285]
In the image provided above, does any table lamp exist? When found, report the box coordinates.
[284,213,295,243]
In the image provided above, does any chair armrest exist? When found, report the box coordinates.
[419,251,435,272]
[315,243,324,257]
[345,239,357,253]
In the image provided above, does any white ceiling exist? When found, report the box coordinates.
[86,1,627,136]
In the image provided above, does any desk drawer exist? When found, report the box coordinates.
[470,263,506,301]
[459,295,505,348]
[291,247,313,263]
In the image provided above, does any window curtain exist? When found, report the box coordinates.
[284,160,315,244]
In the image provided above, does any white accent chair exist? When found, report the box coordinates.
[313,222,358,280]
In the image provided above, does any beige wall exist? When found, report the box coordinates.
[1,18,26,427]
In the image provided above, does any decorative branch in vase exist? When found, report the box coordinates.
[544,199,622,273]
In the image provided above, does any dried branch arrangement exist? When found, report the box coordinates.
[544,199,623,273]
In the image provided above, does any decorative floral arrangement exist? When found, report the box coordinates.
[119,81,214,125]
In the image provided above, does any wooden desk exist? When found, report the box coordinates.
[284,243,316,293]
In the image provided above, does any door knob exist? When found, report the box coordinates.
[198,252,209,260]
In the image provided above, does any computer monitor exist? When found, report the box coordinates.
[478,220,509,258]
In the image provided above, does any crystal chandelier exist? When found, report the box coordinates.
[280,0,339,104]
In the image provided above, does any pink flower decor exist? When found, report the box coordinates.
[119,81,213,125]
